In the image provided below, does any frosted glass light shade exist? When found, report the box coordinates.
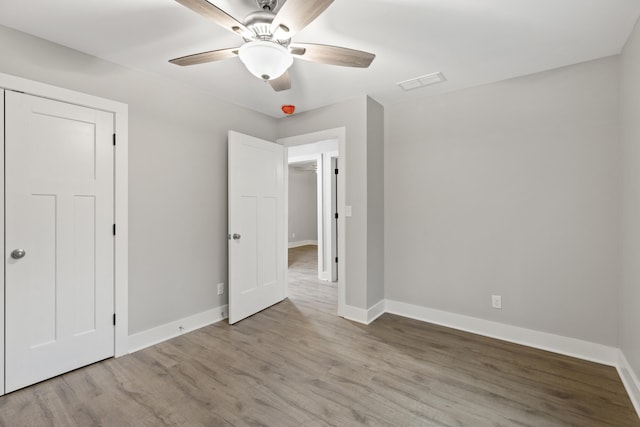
[238,41,293,81]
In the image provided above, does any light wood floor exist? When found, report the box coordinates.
[0,244,637,426]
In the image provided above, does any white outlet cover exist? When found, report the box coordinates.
[491,295,502,309]
[345,206,353,217]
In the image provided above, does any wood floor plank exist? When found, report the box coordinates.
[0,244,637,426]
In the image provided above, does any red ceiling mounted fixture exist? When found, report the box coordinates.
[281,105,295,115]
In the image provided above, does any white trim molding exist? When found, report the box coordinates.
[367,300,386,324]
[288,240,318,248]
[342,299,386,325]
[385,300,619,366]
[128,305,228,353]
[617,351,640,416]
[341,304,368,324]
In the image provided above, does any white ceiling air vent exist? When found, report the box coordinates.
[397,72,447,91]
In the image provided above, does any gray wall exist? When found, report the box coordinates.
[366,98,385,307]
[0,25,277,334]
[288,168,318,244]
[385,56,621,346]
[621,18,640,375]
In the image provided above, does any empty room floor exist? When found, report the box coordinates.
[0,245,637,426]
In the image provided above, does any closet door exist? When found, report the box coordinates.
[4,91,115,393]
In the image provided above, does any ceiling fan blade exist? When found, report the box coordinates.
[269,71,292,92]
[169,47,239,66]
[175,0,252,38]
[270,0,334,38]
[290,43,375,68]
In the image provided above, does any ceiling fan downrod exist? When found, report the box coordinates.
[256,0,278,11]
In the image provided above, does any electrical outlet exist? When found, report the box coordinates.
[491,295,502,309]
[292,232,296,238]
[217,282,224,295]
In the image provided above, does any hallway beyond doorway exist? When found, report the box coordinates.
[288,245,337,314]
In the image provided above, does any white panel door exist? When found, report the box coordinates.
[228,131,285,324]
[5,91,114,393]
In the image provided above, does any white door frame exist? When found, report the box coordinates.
[0,72,129,372]
[278,128,346,316]
[0,89,5,392]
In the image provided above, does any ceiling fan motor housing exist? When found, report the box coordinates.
[243,10,290,46]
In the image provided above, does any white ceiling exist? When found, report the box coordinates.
[0,0,639,117]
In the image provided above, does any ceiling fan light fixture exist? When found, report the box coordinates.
[238,41,293,81]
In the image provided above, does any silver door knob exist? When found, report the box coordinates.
[11,249,26,259]
[232,233,241,240]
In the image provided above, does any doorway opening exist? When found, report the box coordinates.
[286,139,339,310]
[279,127,346,316]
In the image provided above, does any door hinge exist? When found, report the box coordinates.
[334,213,338,219]
[113,313,116,325]
[334,168,339,175]
[113,134,116,146]
[113,224,116,236]
[335,257,338,263]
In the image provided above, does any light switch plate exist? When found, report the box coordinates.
[345,206,352,217]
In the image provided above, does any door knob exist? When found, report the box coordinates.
[11,249,26,259]
[232,233,241,240]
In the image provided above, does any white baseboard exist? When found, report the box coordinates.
[288,240,318,248]
[617,350,640,416]
[341,300,386,325]
[341,304,368,324]
[367,299,386,324]
[385,300,618,366]
[128,305,228,353]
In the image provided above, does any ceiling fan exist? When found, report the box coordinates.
[169,0,376,92]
